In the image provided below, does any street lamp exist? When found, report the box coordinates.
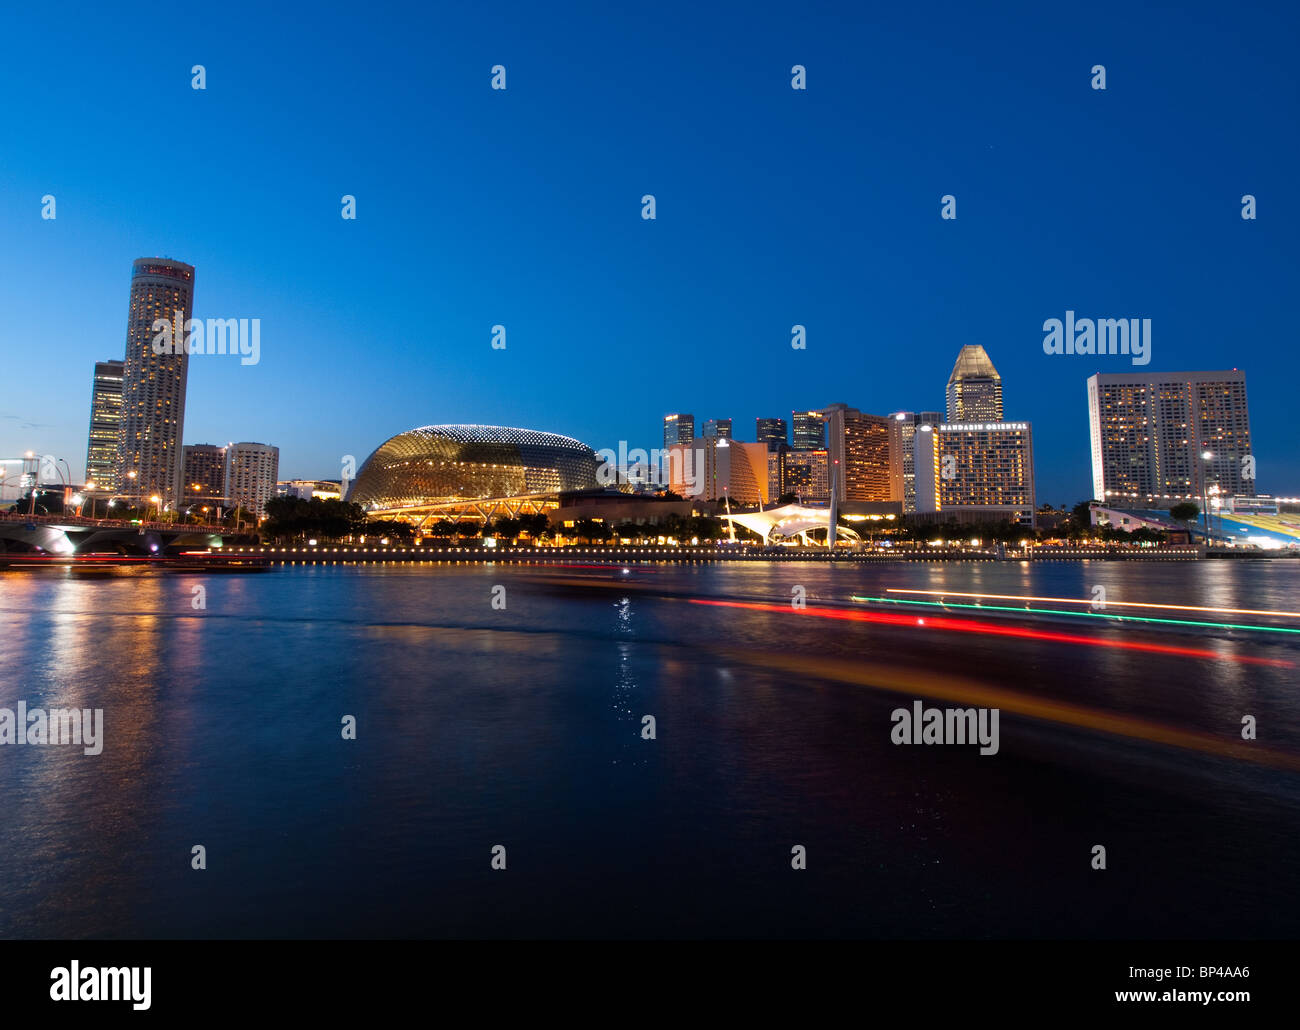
[1200,450,1213,547]
[150,494,161,521]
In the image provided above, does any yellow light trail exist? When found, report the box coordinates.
[886,589,1300,621]
[720,649,1300,773]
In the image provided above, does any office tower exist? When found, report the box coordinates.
[756,417,788,451]
[792,410,825,450]
[117,258,196,508]
[182,444,227,509]
[946,345,1004,423]
[819,403,892,502]
[84,359,124,490]
[663,413,695,452]
[1087,371,1252,505]
[887,411,943,512]
[702,418,733,439]
[668,438,769,504]
[914,422,1036,524]
[774,447,830,501]
[225,442,280,518]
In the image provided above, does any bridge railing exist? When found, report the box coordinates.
[0,511,231,533]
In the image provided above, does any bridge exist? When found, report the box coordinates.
[0,512,259,558]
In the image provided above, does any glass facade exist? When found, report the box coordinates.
[347,425,600,510]
[663,414,694,451]
[755,417,787,450]
[85,360,124,490]
[791,410,824,450]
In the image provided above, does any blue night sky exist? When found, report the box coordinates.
[0,0,1295,504]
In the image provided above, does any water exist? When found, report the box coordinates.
[2,559,1298,938]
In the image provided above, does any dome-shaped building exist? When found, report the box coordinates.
[346,425,600,516]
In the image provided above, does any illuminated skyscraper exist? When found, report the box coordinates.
[819,403,892,502]
[914,422,1036,524]
[755,417,788,451]
[85,359,124,490]
[1087,370,1252,505]
[117,258,195,508]
[887,411,943,512]
[791,410,825,450]
[770,446,830,501]
[702,418,732,439]
[663,413,694,451]
[182,444,227,508]
[945,346,1003,423]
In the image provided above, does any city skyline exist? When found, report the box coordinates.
[1,2,1296,507]
[1,261,1276,520]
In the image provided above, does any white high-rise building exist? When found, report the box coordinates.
[1087,371,1253,505]
[225,442,280,518]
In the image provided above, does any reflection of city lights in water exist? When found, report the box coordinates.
[612,600,639,760]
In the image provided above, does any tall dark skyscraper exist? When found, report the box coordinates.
[755,417,788,451]
[84,359,124,490]
[117,258,195,508]
[702,418,732,439]
[663,413,694,451]
[945,345,1004,422]
[792,410,825,450]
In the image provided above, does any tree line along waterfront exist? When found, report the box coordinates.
[249,497,1184,549]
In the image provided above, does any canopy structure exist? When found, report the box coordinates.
[719,503,861,546]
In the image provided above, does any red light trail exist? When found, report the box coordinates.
[688,598,1291,666]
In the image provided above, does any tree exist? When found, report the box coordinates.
[1170,502,1200,526]
[660,513,689,542]
[1069,500,1098,538]
[572,518,610,543]
[427,519,457,540]
[493,517,521,542]
[775,492,800,506]
[690,514,723,541]
[614,521,644,541]
[364,519,414,542]
[223,506,258,530]
[262,496,366,541]
[517,512,551,541]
